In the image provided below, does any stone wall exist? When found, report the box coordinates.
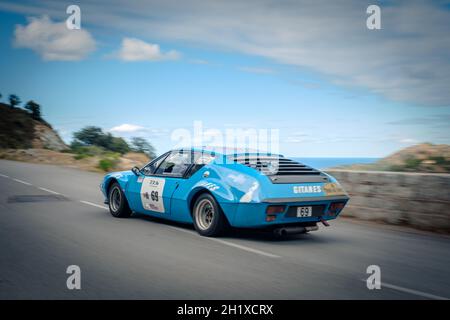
[325,170,450,232]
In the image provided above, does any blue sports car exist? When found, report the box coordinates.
[100,148,349,237]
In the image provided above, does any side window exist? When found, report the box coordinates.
[155,151,192,177]
[184,151,216,178]
[141,153,168,175]
[194,152,215,165]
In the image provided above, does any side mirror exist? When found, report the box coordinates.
[131,166,142,176]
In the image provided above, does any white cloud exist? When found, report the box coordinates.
[14,15,96,61]
[115,37,180,61]
[110,123,145,133]
[399,138,419,144]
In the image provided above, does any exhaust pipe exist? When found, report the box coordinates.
[320,217,330,227]
[273,225,319,236]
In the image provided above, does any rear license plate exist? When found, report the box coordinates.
[296,206,313,217]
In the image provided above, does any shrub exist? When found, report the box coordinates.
[404,157,421,169]
[98,158,115,171]
[98,153,120,171]
[428,156,449,166]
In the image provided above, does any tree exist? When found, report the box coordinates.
[8,94,21,108]
[24,100,42,120]
[130,137,156,158]
[73,126,104,146]
[72,126,130,154]
[109,136,130,154]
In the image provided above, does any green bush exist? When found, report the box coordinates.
[98,153,120,171]
[428,156,449,166]
[98,158,115,171]
[404,157,421,169]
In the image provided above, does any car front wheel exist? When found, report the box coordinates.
[108,182,132,218]
[193,193,228,237]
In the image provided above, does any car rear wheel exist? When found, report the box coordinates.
[108,182,132,218]
[193,193,228,237]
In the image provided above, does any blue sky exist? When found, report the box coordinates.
[0,0,449,157]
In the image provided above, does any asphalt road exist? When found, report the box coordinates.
[0,159,449,299]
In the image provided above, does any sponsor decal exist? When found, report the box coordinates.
[293,185,322,194]
[140,177,166,213]
[200,181,220,191]
[323,182,345,196]
[137,176,144,183]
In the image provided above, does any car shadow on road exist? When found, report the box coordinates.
[130,212,342,244]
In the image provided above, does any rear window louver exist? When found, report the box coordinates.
[233,156,321,176]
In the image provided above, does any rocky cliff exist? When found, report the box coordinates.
[0,103,67,151]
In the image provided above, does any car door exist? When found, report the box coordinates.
[146,150,193,216]
[125,152,169,214]
[128,150,193,217]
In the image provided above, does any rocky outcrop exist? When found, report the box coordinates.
[0,103,68,151]
[32,121,68,151]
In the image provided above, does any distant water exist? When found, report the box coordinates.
[291,157,380,169]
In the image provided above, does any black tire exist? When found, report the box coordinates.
[192,193,228,237]
[108,182,132,218]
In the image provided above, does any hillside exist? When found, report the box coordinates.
[0,102,151,172]
[334,143,450,173]
[0,103,67,151]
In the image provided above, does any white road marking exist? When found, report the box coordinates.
[79,200,108,210]
[4,173,108,210]
[38,187,61,195]
[168,226,280,258]
[12,178,32,186]
[0,173,10,178]
[210,238,281,258]
[361,279,448,300]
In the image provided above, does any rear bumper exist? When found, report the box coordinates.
[262,195,349,203]
[225,195,349,228]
